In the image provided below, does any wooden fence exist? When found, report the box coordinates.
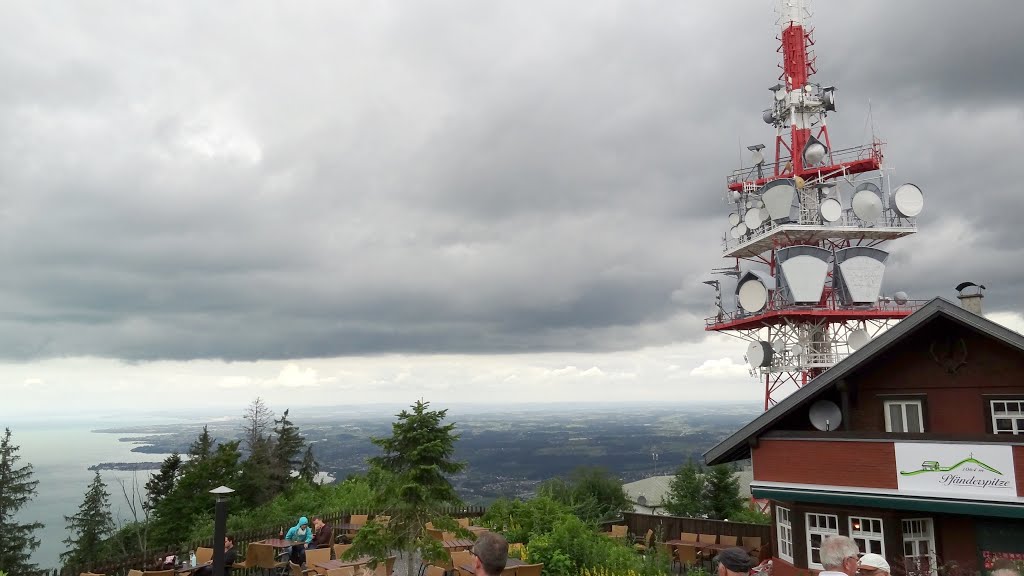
[622,512,771,544]
[50,506,487,576]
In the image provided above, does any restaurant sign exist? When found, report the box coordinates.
[894,443,1018,501]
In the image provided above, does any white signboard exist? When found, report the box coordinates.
[895,443,1017,501]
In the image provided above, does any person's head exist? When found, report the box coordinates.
[717,547,754,576]
[313,516,324,529]
[819,535,860,576]
[225,535,235,550]
[471,532,509,576]
[298,516,309,529]
[857,553,890,576]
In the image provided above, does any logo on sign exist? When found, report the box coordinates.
[895,443,1017,500]
[899,455,1010,490]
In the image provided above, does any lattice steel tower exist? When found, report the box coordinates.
[705,0,926,410]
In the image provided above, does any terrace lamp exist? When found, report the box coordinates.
[210,485,235,575]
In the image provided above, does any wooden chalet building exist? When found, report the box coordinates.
[704,297,1024,576]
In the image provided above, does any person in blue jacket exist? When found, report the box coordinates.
[284,516,313,564]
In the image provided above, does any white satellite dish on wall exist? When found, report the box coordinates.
[802,135,828,166]
[894,291,909,305]
[736,222,748,236]
[761,179,797,222]
[819,198,842,222]
[730,226,742,239]
[809,400,843,431]
[728,212,741,226]
[735,270,774,312]
[776,245,831,304]
[744,209,762,230]
[852,189,883,221]
[891,183,924,218]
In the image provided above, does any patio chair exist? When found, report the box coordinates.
[457,517,470,528]
[128,571,144,576]
[698,534,717,544]
[441,531,457,541]
[427,528,445,541]
[634,529,654,553]
[370,556,397,576]
[680,532,698,543]
[658,542,679,573]
[498,566,517,576]
[719,535,738,546]
[675,545,698,573]
[350,514,368,526]
[451,550,474,572]
[424,565,447,576]
[195,547,214,565]
[306,546,332,569]
[250,543,288,573]
[327,569,356,576]
[742,536,762,553]
[516,564,543,576]
[606,524,628,539]
[334,544,353,560]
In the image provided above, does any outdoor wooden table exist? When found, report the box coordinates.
[337,523,364,532]
[459,558,526,573]
[175,561,212,574]
[317,556,374,571]
[442,538,475,551]
[259,538,305,548]
[693,542,752,553]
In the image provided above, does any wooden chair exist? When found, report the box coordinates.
[698,533,717,544]
[306,546,332,568]
[327,569,355,576]
[606,524,628,539]
[516,564,543,576]
[427,528,445,541]
[371,556,397,576]
[424,565,447,576]
[441,531,457,541]
[680,532,698,543]
[334,543,354,560]
[127,572,144,576]
[250,543,287,573]
[634,529,655,552]
[195,547,214,565]
[720,535,738,546]
[425,522,435,530]
[451,550,474,573]
[457,517,471,528]
[498,566,517,576]
[742,536,762,553]
[675,545,698,572]
[658,543,678,573]
[350,514,368,526]
[232,543,262,571]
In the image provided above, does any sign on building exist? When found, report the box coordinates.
[894,443,1017,501]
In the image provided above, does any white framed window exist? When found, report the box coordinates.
[902,518,937,576]
[885,400,924,433]
[849,516,885,555]
[806,513,839,569]
[991,400,1024,435]
[776,506,793,563]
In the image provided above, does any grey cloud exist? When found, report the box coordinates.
[0,1,1020,361]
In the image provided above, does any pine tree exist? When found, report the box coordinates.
[350,400,464,576]
[237,436,275,507]
[663,459,706,518]
[703,464,744,520]
[270,409,304,492]
[0,427,44,574]
[298,446,319,484]
[188,426,214,463]
[62,471,114,568]
[241,397,274,453]
[144,452,182,512]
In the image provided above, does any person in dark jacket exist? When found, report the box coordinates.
[195,535,237,576]
[310,516,333,549]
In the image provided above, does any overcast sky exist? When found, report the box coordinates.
[1,1,1023,418]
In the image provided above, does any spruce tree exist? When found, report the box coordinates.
[270,409,304,492]
[241,397,274,453]
[298,446,319,484]
[664,459,707,517]
[237,436,275,507]
[144,452,182,512]
[349,400,464,576]
[62,471,114,568]
[703,464,744,520]
[0,427,44,574]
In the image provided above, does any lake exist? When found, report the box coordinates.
[9,420,174,571]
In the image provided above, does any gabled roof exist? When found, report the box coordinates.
[704,297,1024,466]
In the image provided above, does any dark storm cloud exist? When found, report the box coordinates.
[0,1,1020,361]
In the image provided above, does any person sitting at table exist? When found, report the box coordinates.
[284,516,314,564]
[857,553,891,576]
[309,516,333,549]
[195,535,237,576]
[471,532,509,576]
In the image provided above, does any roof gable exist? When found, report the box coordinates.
[704,297,1024,465]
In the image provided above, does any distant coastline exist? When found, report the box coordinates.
[87,461,163,472]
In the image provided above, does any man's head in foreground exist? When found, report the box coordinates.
[472,532,509,576]
[858,553,891,576]
[820,535,861,576]
[717,547,754,576]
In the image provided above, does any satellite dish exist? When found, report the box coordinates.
[848,328,870,351]
[759,207,771,222]
[746,340,774,368]
[730,226,742,239]
[819,198,842,222]
[775,88,787,101]
[894,291,909,305]
[791,343,804,356]
[891,183,924,218]
[852,189,883,221]
[802,135,828,167]
[822,89,837,112]
[761,179,797,221]
[763,109,775,124]
[745,200,754,209]
[736,222,748,236]
[776,245,831,304]
[751,149,765,166]
[744,209,762,230]
[809,400,843,432]
[731,190,742,202]
[737,277,769,312]
[772,339,785,353]
[728,212,741,226]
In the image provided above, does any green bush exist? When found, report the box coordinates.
[479,496,573,544]
[726,507,771,525]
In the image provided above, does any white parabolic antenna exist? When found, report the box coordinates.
[848,328,870,350]
[730,226,742,239]
[737,277,769,312]
[891,183,924,218]
[744,208,762,229]
[728,212,741,226]
[819,198,842,222]
[791,343,804,356]
[736,222,748,236]
[852,189,883,221]
[762,179,797,221]
[772,339,785,353]
[776,245,831,304]
[894,291,909,305]
[747,340,773,368]
[759,207,771,222]
[809,400,843,431]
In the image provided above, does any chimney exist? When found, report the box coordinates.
[955,282,986,315]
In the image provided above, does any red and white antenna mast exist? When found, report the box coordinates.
[704,0,927,410]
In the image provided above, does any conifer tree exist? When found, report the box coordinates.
[703,463,744,520]
[664,459,706,518]
[0,427,44,574]
[237,436,275,507]
[270,409,304,492]
[144,452,182,512]
[62,471,114,567]
[241,397,274,453]
[298,446,319,484]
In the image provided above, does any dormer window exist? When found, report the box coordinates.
[991,400,1024,435]
[885,400,924,433]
